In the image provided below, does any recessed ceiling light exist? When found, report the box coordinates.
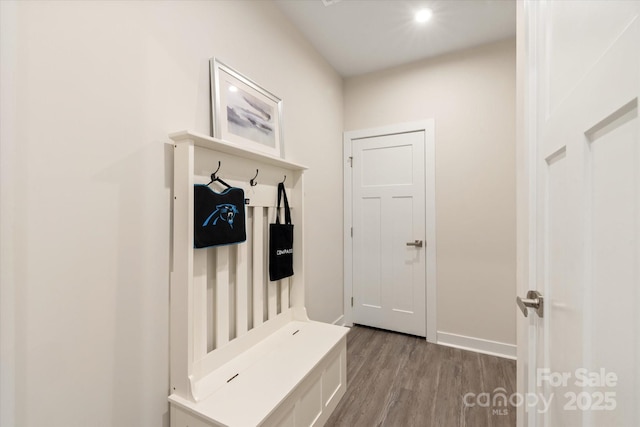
[415,8,433,24]
[229,85,238,93]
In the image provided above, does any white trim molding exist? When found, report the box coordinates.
[332,315,345,326]
[437,331,517,360]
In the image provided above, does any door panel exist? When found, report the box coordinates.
[520,2,640,426]
[352,131,426,337]
[390,196,415,314]
[539,147,582,427]
[359,197,382,309]
[546,2,638,114]
[587,102,638,427]
[361,144,414,186]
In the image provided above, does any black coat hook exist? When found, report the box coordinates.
[250,169,259,187]
[207,161,222,185]
[212,161,221,178]
[280,175,286,185]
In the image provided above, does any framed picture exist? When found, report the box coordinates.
[210,58,284,158]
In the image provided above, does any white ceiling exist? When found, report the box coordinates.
[275,0,516,77]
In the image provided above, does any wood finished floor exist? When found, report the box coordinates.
[326,325,516,427]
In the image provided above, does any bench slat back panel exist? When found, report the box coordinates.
[193,204,293,356]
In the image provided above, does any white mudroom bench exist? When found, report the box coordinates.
[168,131,348,427]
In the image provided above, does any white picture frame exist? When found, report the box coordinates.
[210,58,284,158]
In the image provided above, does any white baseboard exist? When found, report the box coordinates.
[437,331,516,360]
[332,315,345,326]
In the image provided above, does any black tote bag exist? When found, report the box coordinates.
[194,184,246,248]
[269,183,294,281]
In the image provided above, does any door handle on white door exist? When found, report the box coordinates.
[406,240,423,248]
[516,290,544,318]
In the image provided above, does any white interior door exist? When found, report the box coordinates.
[351,130,426,337]
[517,2,640,426]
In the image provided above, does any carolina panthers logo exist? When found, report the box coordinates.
[203,204,239,229]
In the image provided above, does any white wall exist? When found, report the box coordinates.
[344,39,517,348]
[0,1,343,426]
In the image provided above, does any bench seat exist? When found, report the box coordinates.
[169,320,348,427]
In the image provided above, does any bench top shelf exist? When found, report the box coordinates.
[170,130,308,171]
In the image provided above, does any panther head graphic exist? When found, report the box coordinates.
[203,204,239,229]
